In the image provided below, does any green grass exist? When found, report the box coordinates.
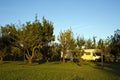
[0,61,120,80]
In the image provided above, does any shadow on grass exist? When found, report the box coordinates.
[93,62,120,77]
[52,61,61,64]
[2,61,10,64]
[72,76,84,80]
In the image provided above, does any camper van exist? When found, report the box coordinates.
[81,49,101,61]
[61,49,101,61]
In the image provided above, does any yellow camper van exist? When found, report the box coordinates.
[81,49,101,61]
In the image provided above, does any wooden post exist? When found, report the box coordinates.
[101,52,104,69]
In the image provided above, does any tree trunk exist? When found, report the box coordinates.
[14,54,16,61]
[24,53,27,64]
[45,57,49,63]
[46,59,49,63]
[0,57,3,64]
[23,50,27,64]
[26,54,33,64]
[78,56,82,66]
[62,51,65,63]
[101,53,104,69]
[28,58,32,64]
[25,46,39,64]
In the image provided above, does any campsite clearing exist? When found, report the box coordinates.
[0,61,120,80]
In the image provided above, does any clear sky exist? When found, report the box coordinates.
[0,0,120,41]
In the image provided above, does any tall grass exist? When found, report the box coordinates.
[0,61,120,80]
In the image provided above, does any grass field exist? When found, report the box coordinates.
[0,61,120,80]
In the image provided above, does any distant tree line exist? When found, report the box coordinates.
[0,16,120,64]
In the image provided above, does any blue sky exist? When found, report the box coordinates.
[0,0,120,41]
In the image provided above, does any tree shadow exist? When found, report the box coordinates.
[38,59,46,64]
[2,61,10,64]
[72,76,84,80]
[93,62,120,77]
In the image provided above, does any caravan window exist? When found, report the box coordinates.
[93,53,96,56]
[95,52,101,56]
[85,52,90,55]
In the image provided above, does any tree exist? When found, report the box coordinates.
[11,46,21,61]
[104,37,111,62]
[39,17,55,62]
[58,29,75,63]
[97,38,109,69]
[76,36,85,66]
[0,37,6,64]
[0,26,13,63]
[109,29,120,61]
[52,43,61,61]
[6,25,22,60]
[40,45,51,62]
[21,20,42,64]
[1,24,25,61]
[92,36,97,49]
[85,38,92,49]
[17,16,55,64]
[0,16,54,64]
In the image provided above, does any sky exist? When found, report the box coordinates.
[0,0,120,42]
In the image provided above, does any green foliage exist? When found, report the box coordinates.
[0,16,55,63]
[11,46,21,56]
[0,15,119,64]
[58,29,76,62]
[92,36,97,49]
[76,36,85,49]
[97,39,104,49]
[23,16,54,63]
[85,38,93,49]
[110,29,120,58]
[51,43,61,61]
[76,36,86,66]
[0,26,13,63]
